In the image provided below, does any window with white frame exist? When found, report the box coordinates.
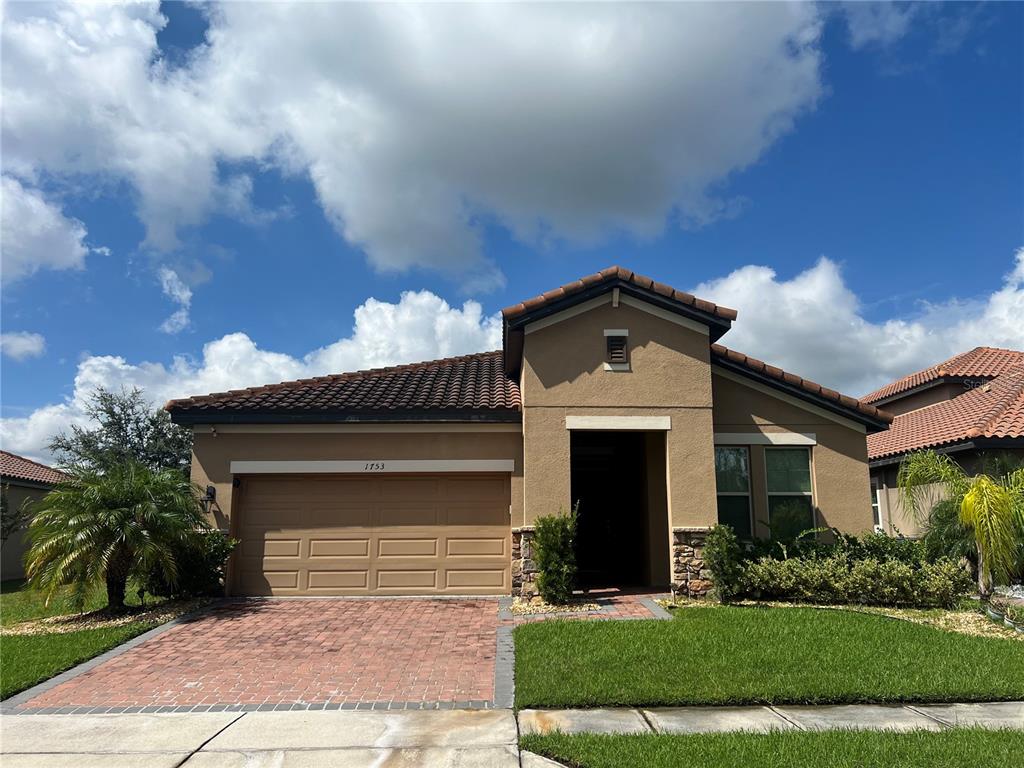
[714,446,752,539]
[870,479,882,531]
[765,447,814,541]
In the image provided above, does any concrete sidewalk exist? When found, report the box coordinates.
[1,709,520,767]
[519,701,1024,736]
[3,702,1021,767]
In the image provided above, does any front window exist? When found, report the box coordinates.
[765,447,814,540]
[714,446,752,539]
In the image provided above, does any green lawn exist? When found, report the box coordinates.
[521,729,1024,768]
[3,579,107,627]
[1,579,164,700]
[514,605,1024,708]
[1,625,158,700]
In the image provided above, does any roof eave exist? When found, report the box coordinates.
[863,375,970,407]
[504,279,733,340]
[869,435,1024,467]
[501,278,733,381]
[168,408,524,426]
[713,355,892,432]
[0,475,61,490]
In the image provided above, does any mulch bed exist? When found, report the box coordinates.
[1,598,209,636]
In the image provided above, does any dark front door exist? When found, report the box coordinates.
[570,431,647,587]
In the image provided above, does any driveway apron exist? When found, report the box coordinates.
[17,598,499,710]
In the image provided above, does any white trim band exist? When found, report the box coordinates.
[230,459,515,474]
[714,432,816,446]
[603,328,629,336]
[565,415,671,431]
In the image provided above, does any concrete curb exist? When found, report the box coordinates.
[516,702,1024,735]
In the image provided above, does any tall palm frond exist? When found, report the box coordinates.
[961,475,1018,594]
[898,450,1024,598]
[26,461,207,609]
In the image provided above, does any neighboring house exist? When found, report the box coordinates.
[1,451,67,581]
[166,266,892,598]
[863,347,1024,537]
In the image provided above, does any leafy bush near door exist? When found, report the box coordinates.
[144,529,237,599]
[533,503,579,605]
[704,525,744,602]
[704,524,972,608]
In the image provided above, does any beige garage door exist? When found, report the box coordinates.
[234,473,511,596]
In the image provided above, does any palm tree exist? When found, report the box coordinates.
[26,461,207,610]
[899,450,1024,599]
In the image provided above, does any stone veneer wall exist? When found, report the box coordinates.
[672,527,713,598]
[512,527,537,597]
[515,525,712,598]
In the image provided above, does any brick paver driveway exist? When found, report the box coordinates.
[24,599,500,710]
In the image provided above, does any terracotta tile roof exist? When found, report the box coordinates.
[711,344,894,426]
[861,347,1024,404]
[867,363,1024,460]
[502,265,738,323]
[0,451,68,486]
[165,351,521,421]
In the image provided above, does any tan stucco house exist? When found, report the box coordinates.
[167,266,892,598]
[1,451,67,581]
[864,347,1024,537]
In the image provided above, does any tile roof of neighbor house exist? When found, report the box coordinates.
[501,265,739,323]
[867,363,1024,461]
[710,345,893,425]
[861,346,1024,404]
[165,350,522,421]
[0,451,68,486]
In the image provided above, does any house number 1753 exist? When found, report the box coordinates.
[363,462,385,471]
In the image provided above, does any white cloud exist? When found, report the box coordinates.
[157,267,193,334]
[1,176,92,284]
[840,2,918,49]
[0,331,46,361]
[0,290,502,461]
[2,2,824,288]
[694,248,1024,397]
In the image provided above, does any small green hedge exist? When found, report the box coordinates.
[705,525,972,608]
[533,504,579,604]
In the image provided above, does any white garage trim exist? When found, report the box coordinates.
[230,459,515,474]
[714,431,817,446]
[565,415,671,431]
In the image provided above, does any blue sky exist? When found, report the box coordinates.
[1,1,1022,460]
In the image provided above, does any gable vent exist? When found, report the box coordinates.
[607,335,628,364]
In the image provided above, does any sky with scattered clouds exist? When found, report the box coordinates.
[1,1,1022,461]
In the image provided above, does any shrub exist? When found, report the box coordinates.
[741,554,971,608]
[145,529,237,599]
[533,504,579,605]
[704,525,744,603]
